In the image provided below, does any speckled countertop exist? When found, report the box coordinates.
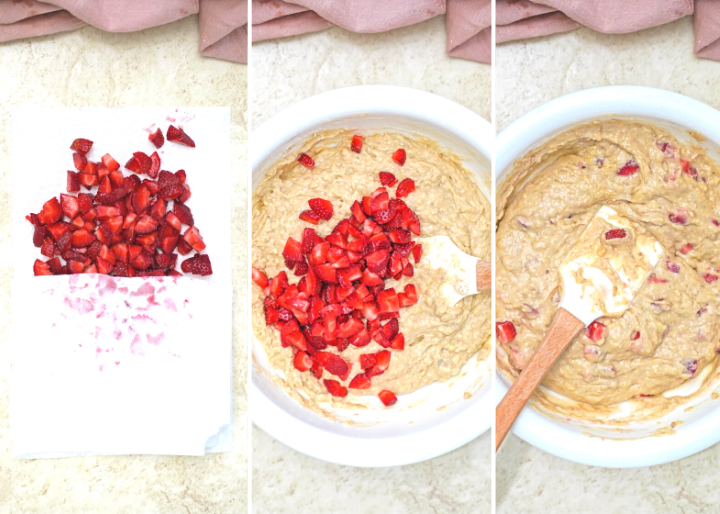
[251,15,491,514]
[0,16,248,514]
[497,17,720,514]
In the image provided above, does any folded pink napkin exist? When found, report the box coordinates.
[694,0,720,59]
[0,0,247,63]
[252,0,491,63]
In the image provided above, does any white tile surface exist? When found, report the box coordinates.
[496,16,720,514]
[251,14,491,514]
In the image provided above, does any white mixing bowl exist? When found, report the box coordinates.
[496,86,720,468]
[251,86,493,467]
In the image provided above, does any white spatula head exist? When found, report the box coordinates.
[559,206,664,326]
[416,235,479,307]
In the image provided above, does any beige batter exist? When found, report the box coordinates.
[253,130,490,414]
[497,119,720,414]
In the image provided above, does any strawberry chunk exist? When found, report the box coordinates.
[350,135,363,153]
[617,161,639,176]
[70,138,93,155]
[703,273,718,283]
[667,260,681,273]
[282,236,303,262]
[308,198,333,220]
[72,152,87,171]
[166,125,196,147]
[133,152,152,175]
[323,379,347,397]
[391,149,406,166]
[349,374,371,389]
[395,178,415,198]
[669,208,689,224]
[33,259,52,276]
[297,153,314,168]
[496,321,517,343]
[679,243,693,255]
[378,390,397,406]
[299,210,321,225]
[604,229,626,240]
[586,321,606,342]
[293,351,313,372]
[149,128,165,148]
[181,254,213,276]
[378,172,397,186]
[252,267,269,288]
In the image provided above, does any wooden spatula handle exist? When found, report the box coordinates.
[495,308,585,451]
[476,261,491,291]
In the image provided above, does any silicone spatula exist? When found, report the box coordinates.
[495,205,664,450]
[416,235,491,306]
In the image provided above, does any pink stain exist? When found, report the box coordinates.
[130,334,144,356]
[164,298,178,312]
[147,333,164,346]
[131,314,157,323]
[131,282,156,297]
[166,116,177,122]
[98,278,117,296]
[64,297,94,314]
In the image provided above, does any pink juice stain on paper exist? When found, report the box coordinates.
[52,275,189,371]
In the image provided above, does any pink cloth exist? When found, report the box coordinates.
[0,0,247,63]
[694,0,720,59]
[252,0,491,63]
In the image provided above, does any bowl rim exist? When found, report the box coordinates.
[251,85,494,467]
[495,85,720,468]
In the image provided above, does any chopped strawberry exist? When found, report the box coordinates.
[33,259,52,276]
[703,274,718,283]
[395,178,415,198]
[392,149,406,166]
[293,351,313,372]
[166,125,196,147]
[617,161,639,176]
[323,379,347,397]
[297,153,314,168]
[67,171,80,193]
[379,172,397,186]
[72,152,87,171]
[669,208,689,224]
[667,260,681,273]
[604,229,626,240]
[149,128,165,148]
[282,237,303,262]
[350,135,363,153]
[359,354,377,369]
[174,202,194,226]
[299,210,321,224]
[101,153,120,171]
[586,321,606,342]
[681,160,698,180]
[349,374,371,389]
[411,244,422,263]
[496,321,517,343]
[308,198,333,220]
[183,226,206,252]
[180,254,213,276]
[135,215,158,235]
[378,390,397,407]
[253,267,269,288]
[679,243,693,255]
[70,138,93,155]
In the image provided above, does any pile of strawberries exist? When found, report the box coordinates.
[252,135,423,407]
[29,126,212,277]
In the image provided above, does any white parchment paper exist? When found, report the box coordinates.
[11,107,233,458]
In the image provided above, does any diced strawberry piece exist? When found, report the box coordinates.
[297,153,314,167]
[41,197,63,225]
[293,351,313,372]
[647,275,668,284]
[350,200,366,224]
[111,243,129,264]
[70,138,93,155]
[496,321,517,343]
[149,128,165,148]
[360,354,377,369]
[315,264,338,283]
[84,161,98,176]
[679,243,693,254]
[166,125,196,147]
[685,359,698,376]
[148,152,161,179]
[270,271,288,298]
[350,135,363,153]
[390,333,405,350]
[282,236,303,262]
[183,226,206,252]
[349,374,371,389]
[294,259,309,276]
[703,274,718,283]
[605,229,626,240]
[96,256,113,274]
[125,156,141,174]
[252,267,269,288]
[158,182,184,200]
[387,229,411,244]
[72,152,87,171]
[378,390,398,406]
[299,210,321,224]
[71,229,95,247]
[132,152,152,175]
[370,192,390,214]
[40,237,54,257]
[323,379,347,397]
[285,330,307,351]
[173,202,194,225]
[33,259,52,276]
[32,225,47,248]
[181,254,213,276]
[617,161,639,176]
[308,198,333,220]
[135,215,158,235]
[381,318,399,341]
[669,208,689,224]
[392,149,406,166]
[58,194,79,221]
[99,153,119,171]
[165,212,182,232]
[395,178,415,198]
[67,260,86,274]
[667,260,681,273]
[149,199,166,220]
[632,331,641,341]
[96,206,121,221]
[681,160,698,180]
[377,288,399,313]
[379,172,397,186]
[365,249,390,273]
[67,171,80,193]
[265,307,279,325]
[325,233,347,250]
[586,321,606,342]
[337,318,364,338]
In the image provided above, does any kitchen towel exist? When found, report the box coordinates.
[252,0,492,63]
[11,107,233,458]
[496,0,720,62]
[0,0,247,63]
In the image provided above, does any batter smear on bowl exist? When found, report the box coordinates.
[496,119,720,418]
[252,130,490,415]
